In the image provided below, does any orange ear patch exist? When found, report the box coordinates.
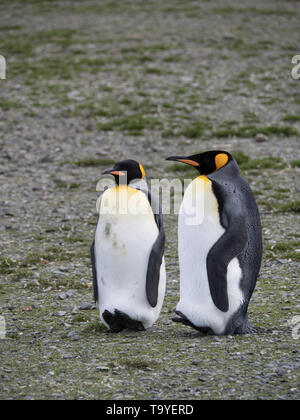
[215,153,228,170]
[139,164,146,179]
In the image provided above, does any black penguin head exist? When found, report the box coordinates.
[102,159,146,184]
[166,150,232,175]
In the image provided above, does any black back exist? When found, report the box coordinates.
[144,189,165,307]
[207,159,263,313]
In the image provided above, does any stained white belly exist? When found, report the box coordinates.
[95,186,166,328]
[177,176,244,334]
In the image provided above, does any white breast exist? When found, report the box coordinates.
[95,186,166,328]
[177,176,244,334]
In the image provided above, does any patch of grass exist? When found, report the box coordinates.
[144,67,164,75]
[214,125,298,138]
[65,236,85,244]
[0,99,22,111]
[73,314,89,323]
[178,121,212,139]
[277,200,300,213]
[1,247,84,279]
[243,112,260,123]
[0,25,23,31]
[98,115,162,135]
[233,152,286,170]
[282,115,300,122]
[0,258,19,275]
[178,122,206,138]
[9,55,113,84]
[290,160,300,168]
[265,241,300,261]
[259,199,300,213]
[212,7,293,16]
[119,358,159,370]
[83,321,106,334]
[161,129,175,138]
[53,179,81,190]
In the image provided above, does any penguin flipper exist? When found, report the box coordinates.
[145,191,165,307]
[90,239,99,303]
[206,204,248,313]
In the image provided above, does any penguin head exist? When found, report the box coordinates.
[166,150,232,175]
[102,159,146,184]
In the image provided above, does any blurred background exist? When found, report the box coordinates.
[0,0,299,400]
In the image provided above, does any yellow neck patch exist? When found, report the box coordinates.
[197,175,210,183]
[215,153,228,170]
[139,163,146,179]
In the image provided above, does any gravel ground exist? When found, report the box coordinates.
[0,0,299,400]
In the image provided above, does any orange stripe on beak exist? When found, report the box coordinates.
[110,170,126,176]
[177,159,200,167]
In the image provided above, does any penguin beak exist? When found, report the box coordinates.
[102,169,126,176]
[166,156,200,167]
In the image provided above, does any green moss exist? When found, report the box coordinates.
[277,200,300,213]
[118,358,159,370]
[0,258,19,275]
[84,321,107,334]
[265,241,300,261]
[98,115,162,134]
[233,152,286,170]
[0,99,23,111]
[282,115,300,122]
[65,236,85,244]
[0,25,23,31]
[212,7,293,16]
[53,179,81,190]
[290,159,300,168]
[144,67,164,75]
[161,129,175,138]
[178,122,205,138]
[259,199,300,213]
[214,125,298,138]
[73,314,89,323]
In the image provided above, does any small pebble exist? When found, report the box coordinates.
[79,302,92,310]
[95,365,109,372]
[55,311,67,317]
[255,133,269,143]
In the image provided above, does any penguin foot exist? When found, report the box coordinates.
[172,311,214,335]
[102,310,124,333]
[102,309,145,333]
[114,310,145,331]
[234,320,257,335]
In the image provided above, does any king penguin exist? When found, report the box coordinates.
[91,159,166,332]
[166,150,262,335]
